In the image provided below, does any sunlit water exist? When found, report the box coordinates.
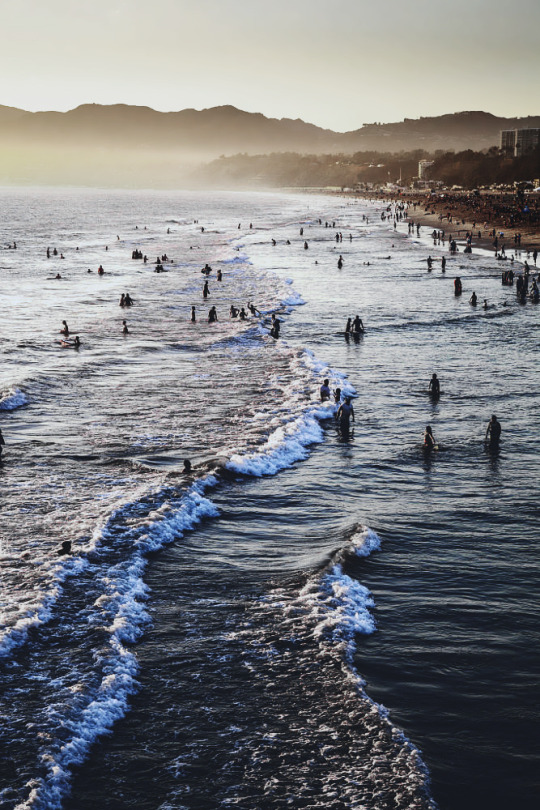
[0,188,538,810]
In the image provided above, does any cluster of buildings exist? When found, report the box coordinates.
[500,128,540,157]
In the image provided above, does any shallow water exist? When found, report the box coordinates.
[0,189,538,810]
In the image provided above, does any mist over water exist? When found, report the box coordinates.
[0,188,538,810]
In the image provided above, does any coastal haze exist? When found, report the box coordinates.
[1,104,540,187]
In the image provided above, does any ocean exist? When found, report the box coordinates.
[0,188,538,810]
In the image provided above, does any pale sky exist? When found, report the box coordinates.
[2,0,539,130]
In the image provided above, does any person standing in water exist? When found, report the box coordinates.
[320,379,331,401]
[352,315,364,333]
[203,280,209,299]
[337,397,355,432]
[485,415,501,447]
[429,373,440,397]
[345,317,352,334]
[0,428,5,458]
[423,425,436,451]
[191,306,196,322]
[122,320,129,335]
[470,292,478,306]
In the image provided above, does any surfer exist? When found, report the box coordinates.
[423,425,436,451]
[337,397,355,432]
[429,373,440,397]
[320,379,331,401]
[485,415,501,447]
[60,320,69,335]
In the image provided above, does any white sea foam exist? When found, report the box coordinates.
[16,477,221,810]
[0,387,28,410]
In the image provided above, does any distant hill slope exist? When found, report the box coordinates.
[1,104,539,186]
[1,103,540,156]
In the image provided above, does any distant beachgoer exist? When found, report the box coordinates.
[124,293,134,306]
[60,320,69,335]
[183,459,192,474]
[429,373,440,397]
[441,256,446,272]
[55,273,62,279]
[0,428,5,457]
[239,307,247,320]
[485,415,501,447]
[423,425,436,451]
[427,256,433,271]
[98,265,104,275]
[203,281,209,299]
[191,306,196,322]
[122,320,129,334]
[334,387,342,404]
[57,540,72,555]
[352,315,364,333]
[217,269,222,281]
[304,241,308,250]
[270,314,281,338]
[230,305,238,318]
[345,317,352,334]
[208,306,218,323]
[337,397,355,432]
[120,294,125,307]
[454,277,462,296]
[320,379,331,401]
[337,255,343,269]
[483,299,488,310]
[470,292,478,306]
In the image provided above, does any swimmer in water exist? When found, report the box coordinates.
[334,387,342,404]
[337,397,355,432]
[320,378,331,402]
[485,414,501,447]
[352,315,364,333]
[429,373,440,397]
[122,320,129,334]
[57,540,72,555]
[0,428,5,457]
[469,292,478,306]
[423,425,436,451]
[183,459,192,474]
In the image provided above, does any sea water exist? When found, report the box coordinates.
[0,188,538,810]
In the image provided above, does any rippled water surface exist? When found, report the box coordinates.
[1,188,538,810]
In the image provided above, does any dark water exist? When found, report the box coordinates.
[0,189,538,809]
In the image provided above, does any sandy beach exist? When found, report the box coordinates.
[348,190,540,256]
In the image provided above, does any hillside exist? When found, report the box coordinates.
[1,104,539,187]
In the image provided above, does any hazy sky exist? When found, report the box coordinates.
[2,0,539,130]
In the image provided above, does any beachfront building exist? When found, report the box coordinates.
[418,160,434,179]
[501,130,517,155]
[500,128,540,157]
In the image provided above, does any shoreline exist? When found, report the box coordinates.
[342,190,540,257]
